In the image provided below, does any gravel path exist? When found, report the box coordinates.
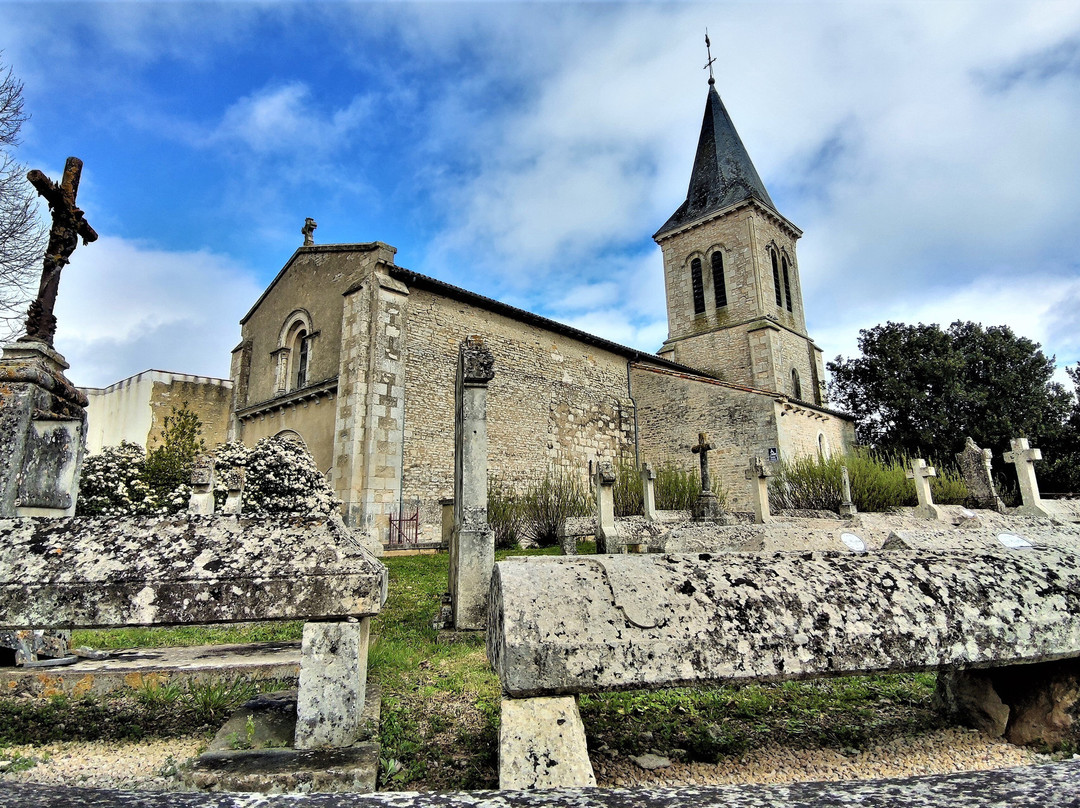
[0,728,1051,792]
[594,728,1043,788]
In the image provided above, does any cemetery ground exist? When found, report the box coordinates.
[0,548,1061,793]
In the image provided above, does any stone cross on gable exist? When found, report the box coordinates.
[906,458,942,521]
[1004,438,1044,511]
[22,157,98,347]
[302,217,318,246]
[691,432,713,493]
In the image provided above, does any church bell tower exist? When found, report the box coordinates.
[654,75,826,405]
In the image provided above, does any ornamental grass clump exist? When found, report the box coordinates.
[612,460,724,516]
[487,473,526,550]
[520,467,591,547]
[769,449,969,513]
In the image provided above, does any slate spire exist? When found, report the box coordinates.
[656,86,776,238]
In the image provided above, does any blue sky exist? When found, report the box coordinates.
[3,1,1080,390]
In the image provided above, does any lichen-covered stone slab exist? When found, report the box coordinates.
[488,549,1080,698]
[500,696,595,789]
[295,619,371,749]
[3,760,1080,805]
[884,527,1080,553]
[0,515,387,628]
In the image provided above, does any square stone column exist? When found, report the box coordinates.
[0,340,88,519]
[450,336,495,631]
[745,456,774,524]
[641,462,657,522]
[594,461,621,553]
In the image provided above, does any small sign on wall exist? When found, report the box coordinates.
[768,448,779,463]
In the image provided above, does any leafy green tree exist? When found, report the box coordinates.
[143,403,205,508]
[827,321,1072,468]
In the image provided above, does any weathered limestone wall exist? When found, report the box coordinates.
[82,371,232,455]
[775,399,856,461]
[239,397,338,473]
[400,286,635,541]
[632,364,779,512]
[488,548,1080,698]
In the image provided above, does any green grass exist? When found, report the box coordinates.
[6,549,969,791]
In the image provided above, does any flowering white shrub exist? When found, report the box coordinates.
[213,436,340,518]
[76,441,154,516]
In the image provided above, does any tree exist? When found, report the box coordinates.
[143,403,206,507]
[0,55,46,341]
[827,321,1073,466]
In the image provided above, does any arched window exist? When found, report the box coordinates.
[770,248,783,307]
[292,329,310,389]
[781,255,793,313]
[711,251,727,307]
[791,368,802,400]
[690,257,705,315]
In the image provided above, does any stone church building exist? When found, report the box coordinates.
[228,83,855,542]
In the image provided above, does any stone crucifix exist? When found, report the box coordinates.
[23,157,98,347]
[906,458,942,521]
[301,217,318,246]
[691,432,713,494]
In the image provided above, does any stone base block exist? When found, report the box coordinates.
[452,527,494,631]
[914,504,944,521]
[295,619,370,749]
[692,493,724,521]
[500,696,595,790]
[937,659,1080,747]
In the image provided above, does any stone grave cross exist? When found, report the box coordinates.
[301,217,318,246]
[23,157,99,347]
[691,432,723,520]
[744,456,774,524]
[1003,438,1049,517]
[839,465,857,517]
[692,432,713,493]
[906,458,942,521]
[640,462,657,522]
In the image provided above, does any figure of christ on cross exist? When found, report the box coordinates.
[692,431,713,494]
[21,156,98,347]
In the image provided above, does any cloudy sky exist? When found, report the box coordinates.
[3,1,1079,390]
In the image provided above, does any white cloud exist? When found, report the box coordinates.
[52,236,262,388]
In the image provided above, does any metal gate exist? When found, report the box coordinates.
[388,502,420,547]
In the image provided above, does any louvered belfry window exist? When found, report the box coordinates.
[691,257,706,315]
[711,251,727,307]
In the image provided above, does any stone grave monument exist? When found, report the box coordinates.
[0,156,96,665]
[906,458,943,521]
[956,437,1006,513]
[691,432,723,520]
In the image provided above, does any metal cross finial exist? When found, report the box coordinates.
[704,29,716,86]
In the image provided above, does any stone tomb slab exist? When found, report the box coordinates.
[488,549,1080,698]
[4,760,1080,806]
[0,515,387,628]
[883,527,1080,553]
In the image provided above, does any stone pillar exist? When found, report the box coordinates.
[1004,438,1051,518]
[907,458,943,521]
[0,340,86,664]
[0,341,87,519]
[221,468,244,515]
[187,455,216,515]
[294,618,370,749]
[594,461,620,554]
[838,465,857,518]
[744,456,774,524]
[641,462,657,522]
[450,336,495,631]
[956,437,1006,514]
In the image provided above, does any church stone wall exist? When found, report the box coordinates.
[147,377,232,451]
[400,286,635,541]
[631,364,780,513]
[236,397,338,473]
[776,401,856,462]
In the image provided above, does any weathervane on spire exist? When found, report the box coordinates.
[704,29,716,86]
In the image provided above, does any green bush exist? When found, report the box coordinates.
[614,459,726,515]
[487,474,525,549]
[769,449,969,512]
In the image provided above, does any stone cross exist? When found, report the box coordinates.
[640,462,657,522]
[691,432,713,493]
[838,465,857,518]
[301,217,318,246]
[906,458,942,521]
[1003,438,1049,517]
[744,456,774,524]
[594,461,620,553]
[450,335,495,630]
[221,467,245,515]
[188,455,216,515]
[23,157,98,347]
[956,437,1005,513]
